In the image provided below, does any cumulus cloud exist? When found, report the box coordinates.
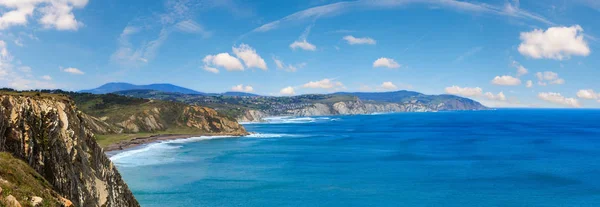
[536,71,565,85]
[512,61,528,76]
[373,57,400,69]
[577,89,598,100]
[232,44,267,70]
[492,75,521,86]
[272,56,305,72]
[231,84,254,92]
[484,91,507,101]
[445,86,483,97]
[280,86,295,95]
[203,53,244,71]
[343,35,376,45]
[62,67,84,75]
[518,25,591,60]
[290,25,317,51]
[290,40,316,51]
[0,0,88,31]
[380,81,397,90]
[445,85,512,105]
[538,92,581,108]
[302,78,344,89]
[202,66,219,74]
[526,80,533,88]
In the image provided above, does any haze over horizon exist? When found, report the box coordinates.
[0,0,599,108]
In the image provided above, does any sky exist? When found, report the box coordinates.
[0,0,599,108]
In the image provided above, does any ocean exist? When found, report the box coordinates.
[111,109,600,206]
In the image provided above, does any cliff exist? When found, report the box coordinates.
[0,93,139,207]
[71,95,247,136]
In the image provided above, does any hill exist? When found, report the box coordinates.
[80,82,204,95]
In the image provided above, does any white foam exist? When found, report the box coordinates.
[244,133,303,138]
[110,135,238,167]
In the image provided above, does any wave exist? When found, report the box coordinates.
[109,135,237,167]
[247,116,339,124]
[244,133,304,138]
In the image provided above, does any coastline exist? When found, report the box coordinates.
[103,132,249,152]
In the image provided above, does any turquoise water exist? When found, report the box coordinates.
[112,110,600,206]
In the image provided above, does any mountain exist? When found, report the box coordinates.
[333,91,486,111]
[110,89,487,122]
[80,82,204,95]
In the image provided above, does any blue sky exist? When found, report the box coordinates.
[0,0,599,108]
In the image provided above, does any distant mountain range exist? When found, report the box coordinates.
[80,82,260,97]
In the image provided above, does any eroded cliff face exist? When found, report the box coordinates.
[288,100,435,117]
[101,103,247,135]
[0,94,139,207]
[238,110,269,123]
[180,106,247,135]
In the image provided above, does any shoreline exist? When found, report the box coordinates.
[103,132,249,152]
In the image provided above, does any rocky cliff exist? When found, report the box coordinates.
[0,94,139,207]
[239,100,439,121]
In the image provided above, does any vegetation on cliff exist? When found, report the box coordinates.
[0,92,140,206]
[0,152,69,207]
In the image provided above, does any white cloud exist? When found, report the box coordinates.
[491,75,521,86]
[290,40,316,51]
[111,27,170,67]
[0,40,55,90]
[272,56,305,72]
[518,25,591,60]
[249,0,552,34]
[445,86,483,97]
[343,35,376,45]
[231,84,254,92]
[202,66,219,74]
[203,53,244,71]
[280,86,295,95]
[538,92,581,108]
[577,89,598,100]
[373,57,400,69]
[302,78,344,89]
[232,44,267,70]
[512,61,528,76]
[380,81,397,90]
[536,71,565,85]
[41,75,52,80]
[63,67,84,75]
[175,20,212,37]
[0,0,88,31]
[290,25,317,51]
[484,91,507,101]
[526,80,533,88]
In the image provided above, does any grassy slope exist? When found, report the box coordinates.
[0,152,63,207]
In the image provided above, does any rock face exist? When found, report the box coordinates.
[0,94,139,207]
[238,110,269,122]
[287,100,436,117]
[104,104,247,135]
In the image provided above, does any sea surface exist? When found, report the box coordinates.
[111,109,600,207]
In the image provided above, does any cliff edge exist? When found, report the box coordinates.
[0,93,139,207]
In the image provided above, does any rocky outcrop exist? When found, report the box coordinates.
[238,109,269,122]
[285,100,436,117]
[100,103,247,135]
[0,94,139,207]
[180,106,247,135]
